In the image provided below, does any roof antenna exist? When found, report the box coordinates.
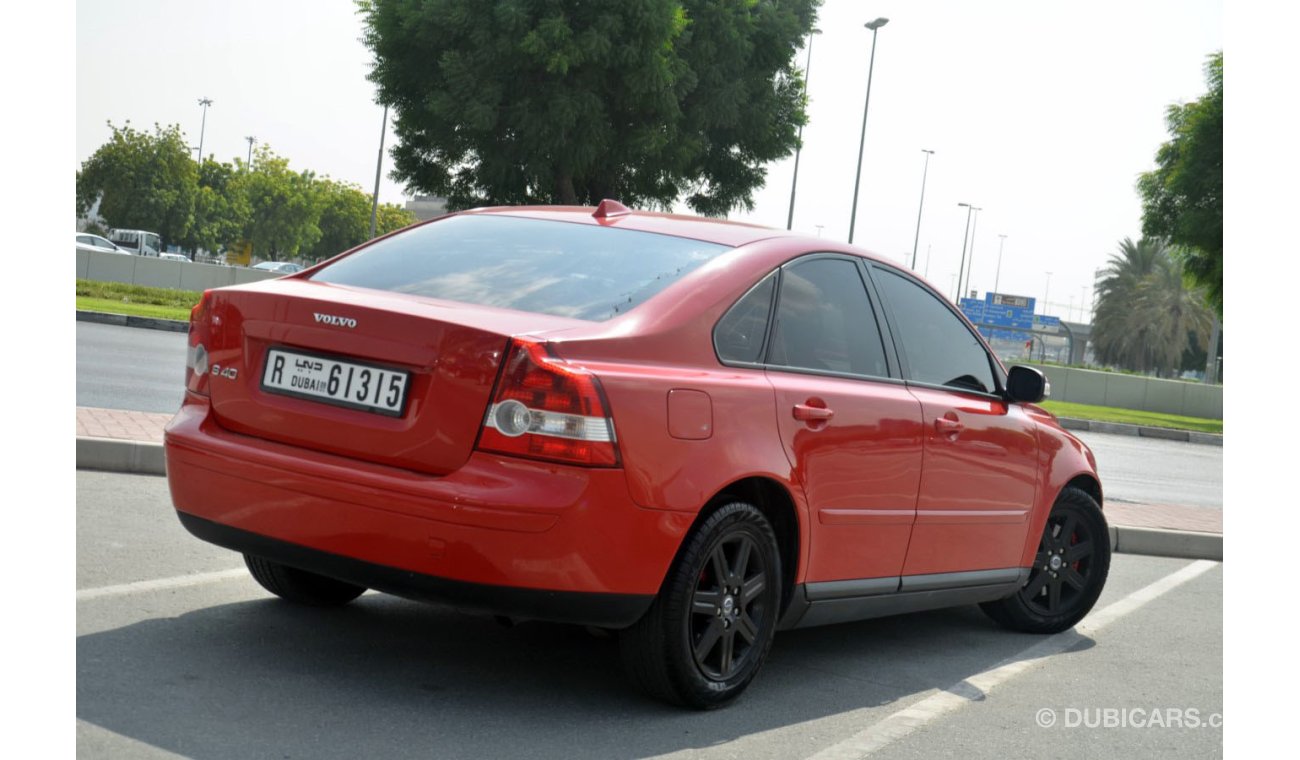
[592,199,632,219]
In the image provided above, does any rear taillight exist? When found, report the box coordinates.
[185,290,213,396]
[476,339,619,467]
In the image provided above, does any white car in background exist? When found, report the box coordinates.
[160,252,190,262]
[76,233,130,255]
[252,261,304,274]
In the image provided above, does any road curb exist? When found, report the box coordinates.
[1057,417,1222,447]
[75,436,1224,561]
[77,310,188,333]
[77,437,166,476]
[1109,524,1222,561]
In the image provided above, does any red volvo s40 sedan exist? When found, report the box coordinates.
[164,202,1109,708]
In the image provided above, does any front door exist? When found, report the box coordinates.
[870,265,1040,577]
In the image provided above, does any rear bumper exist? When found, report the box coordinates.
[164,397,692,627]
[178,513,652,627]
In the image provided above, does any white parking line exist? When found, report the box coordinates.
[76,568,247,602]
[805,559,1220,760]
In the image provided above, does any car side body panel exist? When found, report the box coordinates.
[1017,407,1104,568]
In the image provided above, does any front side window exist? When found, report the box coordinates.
[873,267,997,393]
[768,258,889,377]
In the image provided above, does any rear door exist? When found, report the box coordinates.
[758,256,924,584]
[869,265,1040,576]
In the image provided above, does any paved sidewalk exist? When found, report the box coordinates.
[75,406,1222,560]
[76,406,173,443]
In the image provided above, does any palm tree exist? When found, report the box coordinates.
[1092,237,1213,376]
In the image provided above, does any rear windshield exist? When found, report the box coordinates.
[310,214,731,321]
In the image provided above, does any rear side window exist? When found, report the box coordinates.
[768,258,889,377]
[714,272,776,364]
[873,267,997,393]
[310,215,730,321]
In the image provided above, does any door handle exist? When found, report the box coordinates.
[793,403,834,422]
[935,416,963,437]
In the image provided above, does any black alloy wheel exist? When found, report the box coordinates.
[1021,506,1098,617]
[620,501,782,709]
[689,533,771,681]
[980,487,1111,634]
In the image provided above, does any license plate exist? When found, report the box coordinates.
[261,348,409,417]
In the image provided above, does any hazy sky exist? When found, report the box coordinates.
[76,0,1222,320]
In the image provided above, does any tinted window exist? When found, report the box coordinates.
[715,272,776,364]
[311,215,730,321]
[768,258,889,377]
[874,268,997,393]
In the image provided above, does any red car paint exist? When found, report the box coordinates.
[165,205,1101,630]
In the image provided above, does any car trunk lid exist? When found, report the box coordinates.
[202,278,586,475]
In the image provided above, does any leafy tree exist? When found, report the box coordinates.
[1092,238,1214,376]
[304,179,416,262]
[231,146,323,259]
[76,122,197,245]
[359,0,818,214]
[1137,52,1222,313]
[374,202,417,236]
[306,179,372,262]
[179,158,251,254]
[81,220,110,237]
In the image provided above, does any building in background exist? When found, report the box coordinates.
[404,195,448,222]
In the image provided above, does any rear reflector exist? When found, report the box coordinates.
[185,290,214,396]
[477,339,619,467]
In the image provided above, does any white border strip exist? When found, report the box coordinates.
[76,568,246,602]
[805,559,1219,760]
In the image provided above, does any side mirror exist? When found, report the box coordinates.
[1006,365,1049,403]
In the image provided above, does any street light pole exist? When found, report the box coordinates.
[954,202,974,302]
[196,97,213,163]
[786,28,821,231]
[993,234,1007,294]
[369,105,389,239]
[910,149,934,269]
[245,136,256,168]
[962,206,982,298]
[1043,271,1053,317]
[848,17,889,245]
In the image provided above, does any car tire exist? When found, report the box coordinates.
[620,501,782,709]
[980,487,1111,633]
[244,554,366,607]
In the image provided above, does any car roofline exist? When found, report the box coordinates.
[457,204,795,248]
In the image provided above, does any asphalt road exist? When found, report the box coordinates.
[75,321,1223,511]
[77,470,1223,759]
[77,321,186,413]
[1081,431,1221,510]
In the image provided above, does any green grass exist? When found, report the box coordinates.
[1040,400,1222,435]
[76,296,193,321]
[76,280,202,322]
